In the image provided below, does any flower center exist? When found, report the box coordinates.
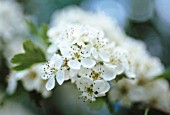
[43,62,58,78]
[86,87,94,95]
[120,85,129,95]
[90,71,102,80]
[110,56,121,65]
[30,71,37,79]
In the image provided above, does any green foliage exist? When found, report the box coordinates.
[26,20,50,47]
[11,40,46,71]
[154,67,170,82]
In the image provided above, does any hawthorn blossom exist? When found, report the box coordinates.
[42,54,64,90]
[78,63,116,81]
[60,43,95,69]
[76,77,110,102]
[106,47,136,79]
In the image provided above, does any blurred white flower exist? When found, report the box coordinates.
[120,38,164,79]
[50,6,126,43]
[0,0,27,40]
[7,64,51,98]
[129,79,170,111]
[6,71,19,95]
[108,79,135,106]
[0,0,28,63]
[107,47,136,78]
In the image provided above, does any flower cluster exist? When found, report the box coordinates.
[42,23,135,102]
[3,5,169,113]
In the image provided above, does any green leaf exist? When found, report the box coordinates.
[26,20,50,47]
[39,23,50,46]
[11,40,46,71]
[26,20,39,36]
[154,68,170,81]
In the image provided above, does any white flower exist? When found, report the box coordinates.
[145,80,170,110]
[120,38,164,79]
[78,63,116,81]
[89,33,110,62]
[42,54,64,90]
[106,47,136,79]
[76,77,110,102]
[108,79,135,106]
[60,43,96,69]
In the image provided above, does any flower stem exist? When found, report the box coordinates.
[104,96,114,115]
[144,107,149,115]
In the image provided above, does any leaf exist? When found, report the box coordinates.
[154,67,170,81]
[26,20,39,36]
[39,23,50,46]
[11,40,46,71]
[26,20,50,47]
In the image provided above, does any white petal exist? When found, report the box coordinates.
[6,78,17,95]
[69,69,78,78]
[64,70,70,80]
[103,67,117,81]
[91,47,98,59]
[81,44,92,57]
[78,68,91,77]
[47,44,58,54]
[115,65,124,75]
[76,79,86,91]
[16,71,28,80]
[60,46,72,58]
[104,63,117,69]
[99,50,110,62]
[125,70,136,79]
[68,60,81,69]
[41,66,51,80]
[56,70,65,85]
[81,58,96,68]
[94,80,110,94]
[50,54,63,69]
[76,77,92,91]
[46,76,55,90]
